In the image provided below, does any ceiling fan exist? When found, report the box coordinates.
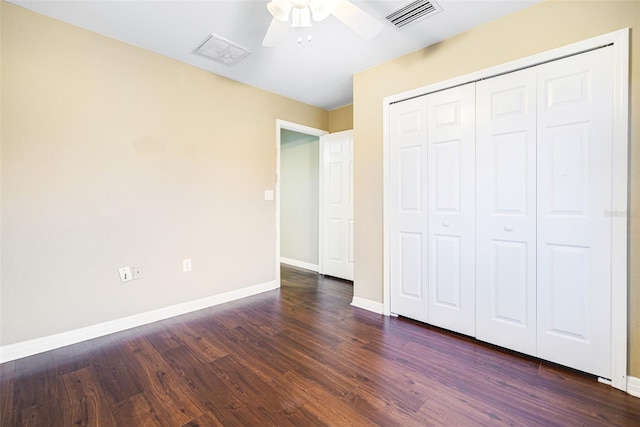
[262,0,384,46]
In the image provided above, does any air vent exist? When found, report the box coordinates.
[385,0,442,29]
[193,33,252,66]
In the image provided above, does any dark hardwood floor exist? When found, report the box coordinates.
[1,264,639,426]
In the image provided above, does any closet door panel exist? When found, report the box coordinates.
[537,47,613,379]
[427,83,476,336]
[389,97,429,323]
[476,69,537,356]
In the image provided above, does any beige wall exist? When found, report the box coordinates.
[0,3,327,345]
[329,104,353,132]
[280,130,319,265]
[353,0,640,376]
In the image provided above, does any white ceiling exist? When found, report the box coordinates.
[9,0,541,110]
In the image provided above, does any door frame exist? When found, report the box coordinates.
[382,28,630,391]
[275,120,328,284]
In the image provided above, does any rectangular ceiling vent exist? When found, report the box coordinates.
[385,0,442,29]
[193,33,252,66]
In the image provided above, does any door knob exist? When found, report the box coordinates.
[504,225,513,232]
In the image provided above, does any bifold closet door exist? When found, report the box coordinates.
[389,45,616,380]
[536,47,613,379]
[475,68,538,356]
[389,97,429,323]
[426,84,476,336]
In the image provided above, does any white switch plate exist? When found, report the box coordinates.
[118,266,132,283]
[183,259,192,272]
[133,266,143,280]
[264,190,274,201]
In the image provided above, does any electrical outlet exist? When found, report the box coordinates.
[118,266,132,283]
[133,266,143,280]
[183,259,192,272]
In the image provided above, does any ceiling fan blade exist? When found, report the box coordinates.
[330,0,384,40]
[262,17,290,47]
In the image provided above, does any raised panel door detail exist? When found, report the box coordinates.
[492,86,528,119]
[328,218,343,262]
[329,140,343,153]
[433,141,460,213]
[399,109,424,135]
[547,123,589,216]
[399,232,424,300]
[545,71,590,110]
[434,101,460,127]
[399,146,423,212]
[493,131,528,215]
[328,162,343,205]
[433,235,461,308]
[545,244,589,340]
[492,240,529,326]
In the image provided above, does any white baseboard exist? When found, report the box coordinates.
[351,296,384,314]
[628,376,640,398]
[0,280,278,364]
[280,257,319,272]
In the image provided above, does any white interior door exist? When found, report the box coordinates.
[389,97,429,323]
[321,131,354,281]
[536,47,613,379]
[475,68,538,356]
[426,84,476,336]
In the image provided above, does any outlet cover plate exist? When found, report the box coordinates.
[183,259,192,272]
[118,266,132,283]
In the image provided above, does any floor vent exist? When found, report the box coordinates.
[193,33,252,66]
[385,0,442,29]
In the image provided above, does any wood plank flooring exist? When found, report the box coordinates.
[1,264,639,426]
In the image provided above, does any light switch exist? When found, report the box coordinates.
[264,190,274,201]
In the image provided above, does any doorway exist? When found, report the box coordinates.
[275,120,327,284]
[280,128,321,271]
[275,120,354,284]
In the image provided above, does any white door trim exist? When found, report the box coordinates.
[382,28,629,391]
[275,120,328,284]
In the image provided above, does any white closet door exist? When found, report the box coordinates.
[536,47,613,378]
[389,97,429,322]
[475,69,538,355]
[321,131,354,281]
[426,84,476,336]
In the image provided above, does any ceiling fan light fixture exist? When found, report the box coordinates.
[267,0,293,22]
[291,6,312,28]
[263,0,382,46]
